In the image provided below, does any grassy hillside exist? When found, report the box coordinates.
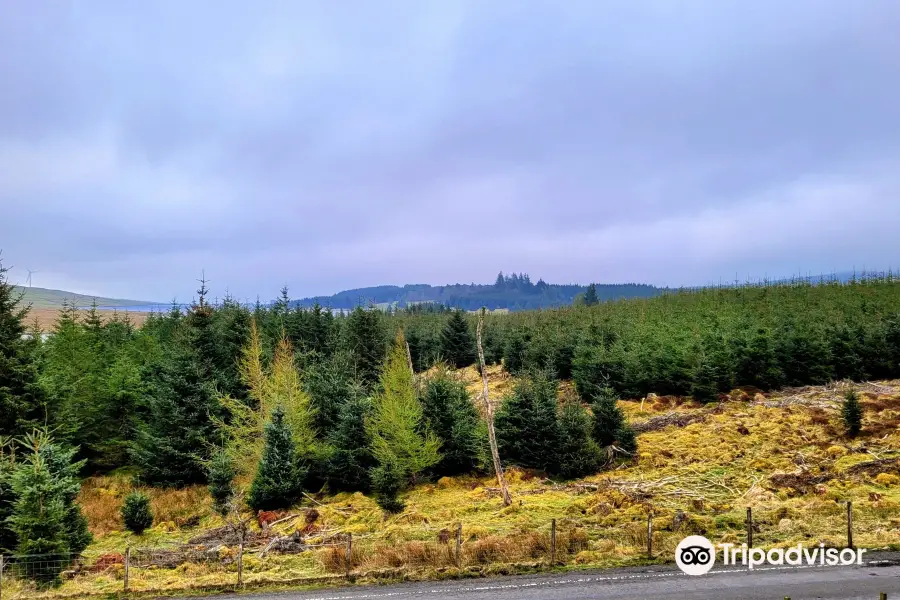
[10,368,898,598]
[293,274,663,311]
[15,286,158,310]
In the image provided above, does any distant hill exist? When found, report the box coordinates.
[292,272,664,311]
[14,286,159,310]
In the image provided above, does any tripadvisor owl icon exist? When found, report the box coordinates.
[676,535,716,575]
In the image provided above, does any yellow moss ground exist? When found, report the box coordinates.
[8,378,900,599]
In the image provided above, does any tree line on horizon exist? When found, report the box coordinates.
[2,258,900,582]
[292,271,662,311]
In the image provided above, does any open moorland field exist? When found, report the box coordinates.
[5,367,899,599]
[27,308,152,332]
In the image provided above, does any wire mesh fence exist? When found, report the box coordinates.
[0,500,893,599]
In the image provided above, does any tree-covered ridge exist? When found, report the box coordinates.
[292,272,662,311]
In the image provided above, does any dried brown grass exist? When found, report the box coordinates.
[79,475,209,534]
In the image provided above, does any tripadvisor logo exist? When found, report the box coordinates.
[676,536,716,575]
[675,536,867,576]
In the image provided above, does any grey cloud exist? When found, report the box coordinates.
[1,0,899,300]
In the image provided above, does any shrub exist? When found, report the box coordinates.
[121,492,154,535]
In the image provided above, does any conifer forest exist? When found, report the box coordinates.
[2,258,900,587]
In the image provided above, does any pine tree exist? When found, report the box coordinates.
[589,387,637,457]
[421,366,482,475]
[494,370,561,473]
[326,391,375,492]
[842,389,863,438]
[344,307,388,388]
[439,310,476,368]
[208,450,236,516]
[556,399,602,479]
[0,258,46,437]
[583,283,599,306]
[367,331,441,510]
[121,491,154,534]
[248,406,305,511]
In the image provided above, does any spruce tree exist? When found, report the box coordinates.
[691,352,720,403]
[589,387,637,457]
[556,399,602,479]
[842,389,863,438]
[829,324,866,382]
[367,331,440,511]
[494,370,562,473]
[733,328,783,391]
[326,391,375,492]
[370,459,406,513]
[0,258,45,437]
[304,350,359,434]
[37,439,92,555]
[421,367,482,475]
[0,441,15,553]
[502,329,528,375]
[9,450,68,585]
[248,406,305,511]
[344,307,388,388]
[208,450,236,516]
[9,432,91,585]
[439,310,476,368]
[583,283,599,306]
[132,342,222,486]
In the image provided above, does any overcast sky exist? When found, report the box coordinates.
[2,1,899,302]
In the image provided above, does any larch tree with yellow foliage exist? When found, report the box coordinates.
[367,331,441,512]
[216,319,317,484]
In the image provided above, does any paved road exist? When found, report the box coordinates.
[209,552,900,600]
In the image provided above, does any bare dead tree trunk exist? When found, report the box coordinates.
[476,307,512,506]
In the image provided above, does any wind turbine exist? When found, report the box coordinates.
[26,269,39,287]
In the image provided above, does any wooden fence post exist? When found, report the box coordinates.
[746,508,753,548]
[846,501,853,549]
[345,533,353,579]
[550,519,557,565]
[237,542,244,587]
[124,546,130,592]
[1,554,5,600]
[647,512,653,559]
[455,523,462,568]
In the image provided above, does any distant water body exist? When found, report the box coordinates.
[95,304,190,312]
